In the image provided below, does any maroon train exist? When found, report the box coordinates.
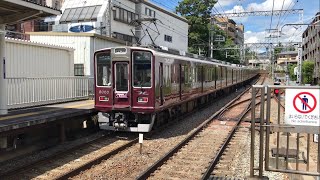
[94,46,258,132]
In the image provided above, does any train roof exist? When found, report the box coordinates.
[96,46,252,69]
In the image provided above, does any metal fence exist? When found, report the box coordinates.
[250,85,320,178]
[7,77,94,109]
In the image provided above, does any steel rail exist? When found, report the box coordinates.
[55,138,138,180]
[56,78,262,179]
[201,78,267,179]
[0,132,111,177]
[218,94,263,119]
[201,100,258,179]
[136,77,262,180]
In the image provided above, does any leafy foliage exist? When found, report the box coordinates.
[288,64,297,81]
[176,0,240,64]
[273,42,283,60]
[302,60,314,84]
[176,0,217,54]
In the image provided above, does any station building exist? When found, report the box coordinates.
[302,12,320,84]
[29,0,188,76]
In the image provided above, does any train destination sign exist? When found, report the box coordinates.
[285,89,320,126]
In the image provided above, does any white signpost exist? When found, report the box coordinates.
[314,134,319,143]
[139,133,143,154]
[285,89,320,126]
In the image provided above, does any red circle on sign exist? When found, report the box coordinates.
[293,92,317,114]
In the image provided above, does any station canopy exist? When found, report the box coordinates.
[0,0,61,24]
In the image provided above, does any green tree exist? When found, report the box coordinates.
[302,60,314,84]
[176,0,217,55]
[288,64,297,81]
[273,42,283,60]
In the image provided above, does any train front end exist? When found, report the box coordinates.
[94,47,155,132]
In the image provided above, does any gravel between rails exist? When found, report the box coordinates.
[0,132,106,175]
[2,134,135,180]
[71,86,252,179]
[149,120,234,179]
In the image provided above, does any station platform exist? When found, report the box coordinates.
[0,100,96,134]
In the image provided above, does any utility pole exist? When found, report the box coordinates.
[106,0,112,37]
[209,17,215,58]
[297,46,302,85]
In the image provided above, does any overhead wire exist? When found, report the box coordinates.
[150,0,176,12]
[276,0,286,29]
[217,1,226,15]
[279,0,299,27]
[112,0,186,34]
[269,0,275,33]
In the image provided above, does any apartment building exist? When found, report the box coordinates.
[214,17,244,46]
[29,0,188,76]
[302,12,320,84]
[276,51,298,71]
[49,0,188,51]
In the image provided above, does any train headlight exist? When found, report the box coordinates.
[138,97,148,103]
[99,96,109,101]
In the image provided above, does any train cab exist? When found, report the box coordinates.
[94,47,156,132]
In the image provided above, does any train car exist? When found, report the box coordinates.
[94,46,258,132]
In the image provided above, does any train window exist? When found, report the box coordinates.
[96,52,111,86]
[132,51,152,87]
[115,63,129,91]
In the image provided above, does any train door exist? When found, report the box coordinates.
[179,64,182,99]
[159,62,164,105]
[113,62,130,108]
[201,66,204,92]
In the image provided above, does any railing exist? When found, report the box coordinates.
[7,77,95,109]
[251,85,320,178]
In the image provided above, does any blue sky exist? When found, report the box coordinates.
[150,0,320,44]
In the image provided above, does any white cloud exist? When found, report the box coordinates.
[216,0,239,7]
[219,0,306,47]
[247,0,294,12]
[244,26,304,45]
[244,31,266,43]
[225,5,248,22]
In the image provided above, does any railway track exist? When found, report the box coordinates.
[2,133,137,179]
[1,78,263,179]
[136,77,265,179]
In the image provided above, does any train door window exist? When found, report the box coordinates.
[115,63,128,91]
[193,67,197,83]
[132,51,152,87]
[181,65,185,84]
[197,66,202,82]
[171,64,177,83]
[96,52,111,86]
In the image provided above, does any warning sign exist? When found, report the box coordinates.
[285,89,320,126]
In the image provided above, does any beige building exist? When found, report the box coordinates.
[276,51,298,71]
[214,17,244,46]
[302,12,320,84]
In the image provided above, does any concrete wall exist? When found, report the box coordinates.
[5,38,74,77]
[30,33,125,76]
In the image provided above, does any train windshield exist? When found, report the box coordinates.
[96,52,111,86]
[115,63,129,91]
[132,51,152,87]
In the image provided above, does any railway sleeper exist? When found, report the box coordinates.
[208,175,242,180]
[155,168,203,178]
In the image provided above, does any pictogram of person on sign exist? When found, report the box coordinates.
[302,95,308,110]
